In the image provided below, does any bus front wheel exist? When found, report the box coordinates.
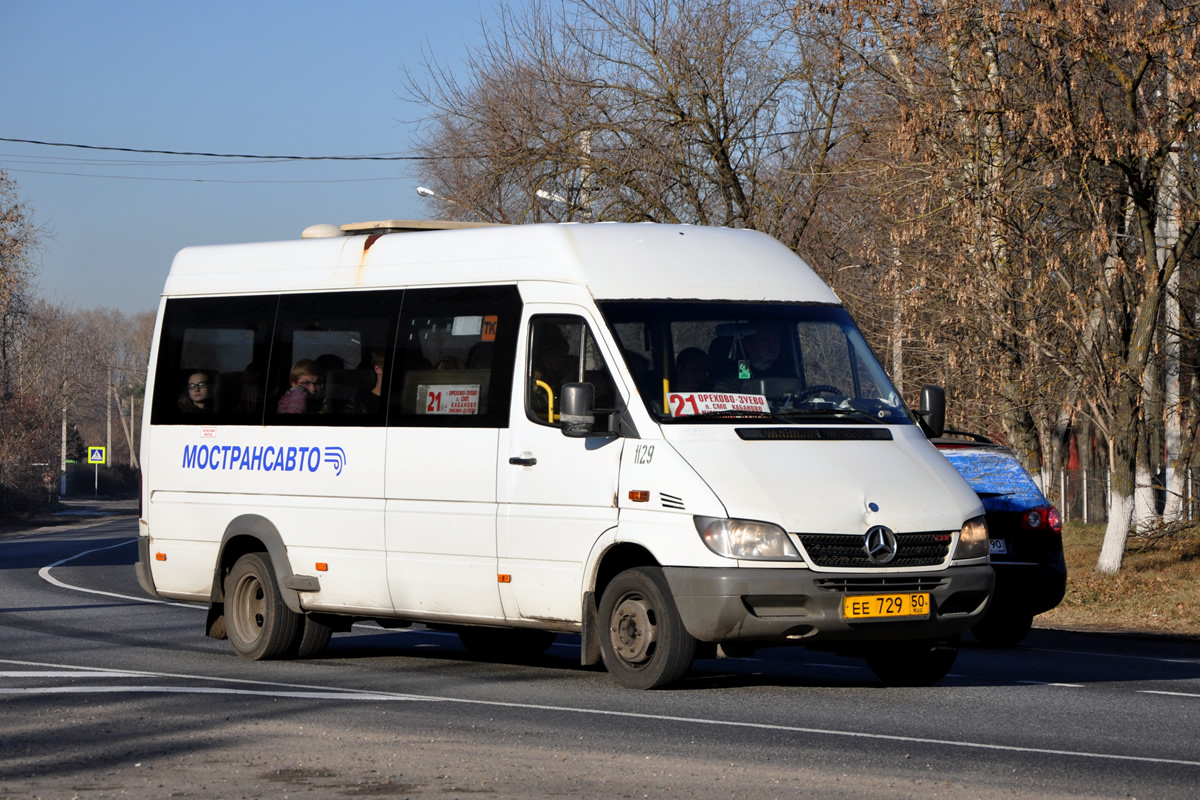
[225,552,302,661]
[865,635,959,686]
[598,567,696,689]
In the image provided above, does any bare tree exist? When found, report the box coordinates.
[1,171,39,396]
[407,0,862,251]
[0,172,46,513]
[820,0,1200,571]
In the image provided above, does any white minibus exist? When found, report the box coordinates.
[136,220,992,689]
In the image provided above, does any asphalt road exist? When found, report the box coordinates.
[2,511,1199,799]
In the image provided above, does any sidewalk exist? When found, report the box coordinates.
[0,497,139,537]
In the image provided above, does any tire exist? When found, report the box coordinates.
[971,609,1034,647]
[598,567,696,689]
[866,635,960,687]
[290,615,334,659]
[225,552,302,661]
[457,628,557,662]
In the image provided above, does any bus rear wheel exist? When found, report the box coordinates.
[226,552,302,661]
[598,567,696,689]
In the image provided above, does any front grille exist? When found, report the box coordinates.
[814,576,949,593]
[796,532,951,568]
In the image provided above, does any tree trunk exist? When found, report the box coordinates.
[1159,88,1184,522]
[1098,388,1139,573]
[1135,359,1158,531]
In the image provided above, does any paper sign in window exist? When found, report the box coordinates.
[418,384,481,415]
[667,392,769,417]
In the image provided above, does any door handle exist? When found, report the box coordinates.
[509,455,537,467]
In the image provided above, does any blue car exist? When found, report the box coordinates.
[935,433,1067,646]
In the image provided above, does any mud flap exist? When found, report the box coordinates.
[205,603,227,639]
[580,591,601,666]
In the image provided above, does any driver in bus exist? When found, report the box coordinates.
[673,347,710,392]
[713,325,788,390]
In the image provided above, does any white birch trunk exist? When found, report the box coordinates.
[1134,457,1156,532]
[1134,355,1158,532]
[1098,485,1135,574]
[1160,78,1184,521]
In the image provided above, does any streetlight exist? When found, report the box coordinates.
[536,189,568,205]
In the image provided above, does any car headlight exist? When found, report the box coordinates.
[955,515,989,560]
[694,517,802,560]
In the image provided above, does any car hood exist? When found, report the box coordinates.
[663,426,983,534]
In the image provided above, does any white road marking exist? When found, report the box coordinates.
[1139,690,1200,699]
[3,658,1198,769]
[0,671,144,678]
[36,539,198,609]
[0,686,422,701]
[0,658,435,698]
[1017,680,1085,688]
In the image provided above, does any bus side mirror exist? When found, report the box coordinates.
[560,382,596,438]
[918,384,945,439]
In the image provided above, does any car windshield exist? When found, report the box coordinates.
[599,300,912,425]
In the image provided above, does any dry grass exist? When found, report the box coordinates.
[1038,521,1200,638]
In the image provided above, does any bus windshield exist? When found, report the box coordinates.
[599,300,912,425]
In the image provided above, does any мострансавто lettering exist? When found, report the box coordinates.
[181,444,347,476]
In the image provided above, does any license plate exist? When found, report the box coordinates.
[843,593,930,620]
[989,539,1007,555]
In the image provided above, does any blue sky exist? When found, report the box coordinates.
[2,1,507,314]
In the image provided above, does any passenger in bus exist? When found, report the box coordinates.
[237,362,261,414]
[673,347,710,392]
[436,355,466,371]
[345,350,385,415]
[277,359,322,413]
[179,371,213,412]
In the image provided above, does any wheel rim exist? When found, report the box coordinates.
[231,572,266,644]
[610,592,658,664]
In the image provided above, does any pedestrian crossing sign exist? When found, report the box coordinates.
[88,447,106,465]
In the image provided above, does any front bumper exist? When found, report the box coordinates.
[664,564,994,643]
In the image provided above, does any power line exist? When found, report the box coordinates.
[0,136,431,162]
[2,167,403,184]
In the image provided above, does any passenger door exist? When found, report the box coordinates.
[499,310,624,623]
[384,286,522,621]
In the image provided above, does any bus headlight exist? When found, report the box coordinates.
[955,516,989,560]
[694,517,802,560]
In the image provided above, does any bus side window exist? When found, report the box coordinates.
[388,285,521,428]
[266,290,402,426]
[150,295,277,426]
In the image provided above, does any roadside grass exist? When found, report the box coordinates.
[1038,521,1200,638]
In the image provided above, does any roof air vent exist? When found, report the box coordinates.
[301,223,343,239]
